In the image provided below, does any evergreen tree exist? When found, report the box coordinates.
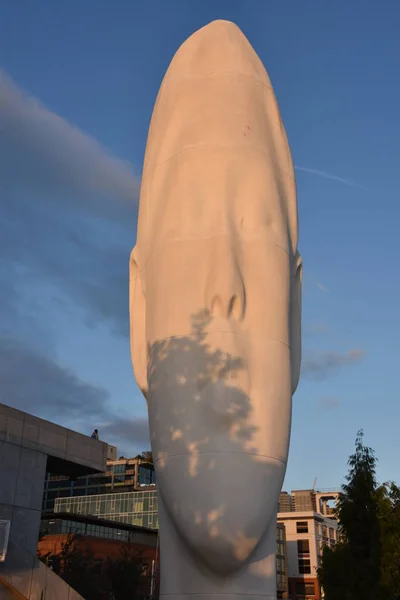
[377,481,400,599]
[318,430,382,600]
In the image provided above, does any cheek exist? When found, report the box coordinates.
[239,246,291,346]
[144,245,210,343]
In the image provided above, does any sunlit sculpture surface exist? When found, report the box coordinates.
[130,19,302,600]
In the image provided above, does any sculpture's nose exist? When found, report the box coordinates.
[205,242,246,321]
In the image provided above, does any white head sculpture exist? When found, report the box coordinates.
[130,19,302,600]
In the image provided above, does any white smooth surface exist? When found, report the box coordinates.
[130,19,302,599]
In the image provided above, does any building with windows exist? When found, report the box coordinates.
[43,456,156,513]
[55,489,288,597]
[39,512,158,559]
[39,512,159,598]
[276,522,288,599]
[55,488,159,529]
[277,511,338,600]
[314,490,340,520]
[291,490,317,513]
[278,489,340,520]
[0,401,113,600]
[278,491,293,512]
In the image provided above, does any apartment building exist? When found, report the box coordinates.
[278,511,338,600]
[279,489,340,520]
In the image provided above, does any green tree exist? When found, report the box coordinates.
[318,430,382,600]
[39,533,107,599]
[318,542,351,600]
[134,450,153,463]
[376,481,400,599]
[38,534,150,599]
[105,545,149,600]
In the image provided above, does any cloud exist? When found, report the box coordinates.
[319,396,341,410]
[0,336,149,455]
[0,68,140,334]
[0,69,139,205]
[0,68,149,451]
[315,282,329,293]
[302,349,365,380]
[306,322,328,335]
[295,165,369,191]
[0,336,109,423]
[101,418,150,454]
[303,274,330,294]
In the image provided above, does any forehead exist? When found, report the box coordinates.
[136,22,298,265]
[138,146,296,258]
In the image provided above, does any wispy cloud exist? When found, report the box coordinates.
[295,165,369,191]
[306,322,329,335]
[0,336,149,455]
[304,274,330,294]
[315,281,330,293]
[0,68,145,446]
[0,69,139,205]
[0,69,140,334]
[319,396,341,410]
[101,418,150,454]
[302,349,365,380]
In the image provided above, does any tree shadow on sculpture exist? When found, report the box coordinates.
[145,308,286,593]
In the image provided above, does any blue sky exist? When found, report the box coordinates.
[1,1,399,491]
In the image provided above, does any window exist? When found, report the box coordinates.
[295,581,315,596]
[297,539,310,557]
[296,521,308,534]
[48,481,63,490]
[298,558,311,574]
[112,464,126,475]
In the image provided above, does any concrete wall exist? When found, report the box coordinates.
[0,403,109,475]
[0,402,109,599]
[0,556,85,599]
[0,441,47,557]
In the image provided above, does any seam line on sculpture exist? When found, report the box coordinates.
[149,332,291,350]
[141,144,294,185]
[138,239,290,275]
[161,70,274,91]
[154,451,286,467]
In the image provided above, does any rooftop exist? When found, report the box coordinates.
[0,402,110,477]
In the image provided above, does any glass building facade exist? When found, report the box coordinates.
[55,488,288,595]
[41,516,135,542]
[276,522,288,598]
[55,489,159,530]
[43,458,156,513]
